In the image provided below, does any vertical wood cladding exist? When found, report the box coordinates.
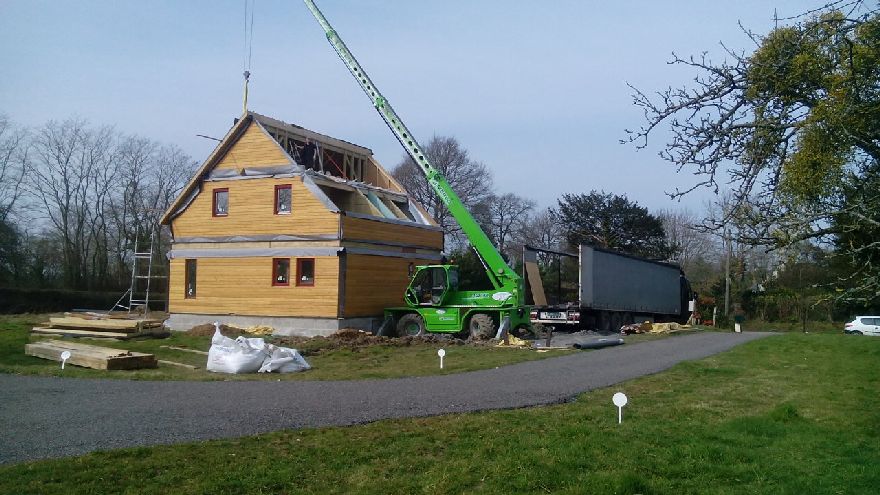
[343,254,436,317]
[169,256,340,317]
[172,177,339,238]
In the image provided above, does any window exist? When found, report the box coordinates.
[296,258,315,286]
[212,188,229,216]
[275,184,292,214]
[273,258,290,286]
[185,259,197,298]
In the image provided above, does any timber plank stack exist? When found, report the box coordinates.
[25,340,158,370]
[30,312,168,339]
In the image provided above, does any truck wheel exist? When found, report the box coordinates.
[610,312,623,333]
[397,314,426,337]
[469,314,495,340]
[598,312,611,333]
[527,322,547,339]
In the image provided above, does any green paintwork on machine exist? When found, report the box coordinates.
[305,0,531,335]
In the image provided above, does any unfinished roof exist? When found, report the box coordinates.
[160,112,434,227]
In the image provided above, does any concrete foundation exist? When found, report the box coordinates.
[165,313,382,337]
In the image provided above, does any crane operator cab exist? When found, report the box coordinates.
[405,265,459,307]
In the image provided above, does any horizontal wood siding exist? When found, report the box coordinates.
[343,254,435,317]
[342,216,443,249]
[172,177,339,238]
[215,122,289,170]
[169,256,339,318]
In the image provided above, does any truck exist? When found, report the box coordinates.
[304,0,530,339]
[525,244,695,333]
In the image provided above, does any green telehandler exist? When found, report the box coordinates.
[304,0,531,339]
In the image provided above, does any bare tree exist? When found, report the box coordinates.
[657,208,715,267]
[28,118,118,289]
[108,138,196,288]
[475,192,535,255]
[0,114,29,222]
[392,135,494,248]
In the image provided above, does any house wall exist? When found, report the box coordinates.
[214,122,289,170]
[168,255,340,318]
[172,177,339,238]
[343,254,436,317]
[342,216,443,250]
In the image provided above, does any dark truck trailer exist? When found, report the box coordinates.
[525,245,694,332]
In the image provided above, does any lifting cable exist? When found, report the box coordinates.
[241,0,256,114]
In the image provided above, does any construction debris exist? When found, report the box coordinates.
[495,334,532,348]
[244,325,275,336]
[620,321,691,335]
[31,312,168,339]
[25,340,158,370]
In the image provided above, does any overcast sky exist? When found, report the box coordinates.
[0,0,830,214]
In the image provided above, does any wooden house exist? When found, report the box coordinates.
[160,112,443,336]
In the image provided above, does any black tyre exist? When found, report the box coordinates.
[598,311,612,333]
[610,312,623,334]
[469,314,496,340]
[397,313,427,337]
[524,323,546,339]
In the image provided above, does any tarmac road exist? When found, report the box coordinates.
[0,331,773,465]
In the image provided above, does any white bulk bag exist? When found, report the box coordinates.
[206,328,268,374]
[258,345,311,373]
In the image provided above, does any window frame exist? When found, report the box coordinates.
[212,188,229,217]
[274,184,292,215]
[184,259,197,299]
[272,258,291,287]
[296,258,316,287]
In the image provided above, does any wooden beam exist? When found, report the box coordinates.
[25,340,158,370]
[47,317,164,332]
[31,327,132,339]
[158,359,199,370]
[160,345,209,356]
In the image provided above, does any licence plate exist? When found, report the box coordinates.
[540,312,565,320]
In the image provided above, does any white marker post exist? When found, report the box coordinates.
[60,350,71,370]
[612,392,628,424]
[437,348,446,369]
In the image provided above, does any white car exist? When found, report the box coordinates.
[844,316,880,336]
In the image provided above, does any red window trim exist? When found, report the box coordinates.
[296,258,315,287]
[212,188,229,217]
[274,184,292,215]
[184,259,197,299]
[272,258,290,287]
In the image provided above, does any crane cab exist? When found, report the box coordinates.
[405,265,459,307]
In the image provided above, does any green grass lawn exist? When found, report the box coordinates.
[0,314,577,381]
[1,330,877,494]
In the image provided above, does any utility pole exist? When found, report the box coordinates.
[724,227,730,317]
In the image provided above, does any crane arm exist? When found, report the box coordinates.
[303,0,519,290]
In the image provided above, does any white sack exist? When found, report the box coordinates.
[206,323,310,374]
[258,345,311,373]
[206,328,268,374]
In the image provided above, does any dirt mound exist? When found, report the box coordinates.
[274,329,468,356]
[187,324,479,355]
[187,323,248,337]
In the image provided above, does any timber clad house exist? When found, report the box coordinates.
[160,112,443,335]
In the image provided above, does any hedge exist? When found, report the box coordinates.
[0,287,167,314]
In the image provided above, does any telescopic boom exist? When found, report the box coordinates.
[303,0,520,292]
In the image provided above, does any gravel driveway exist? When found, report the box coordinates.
[0,331,772,465]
